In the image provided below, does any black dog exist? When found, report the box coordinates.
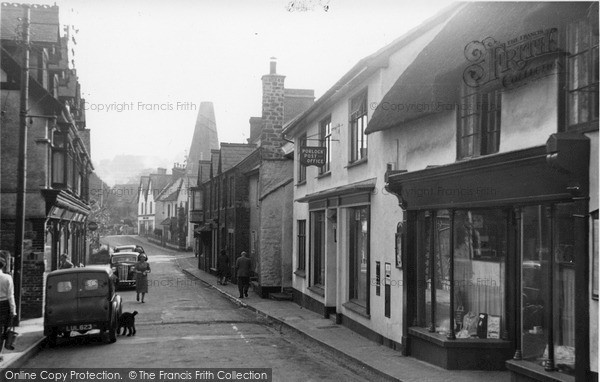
[118,311,138,336]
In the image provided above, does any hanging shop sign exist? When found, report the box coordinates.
[88,221,98,231]
[299,146,327,167]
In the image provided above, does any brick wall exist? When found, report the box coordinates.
[21,259,45,319]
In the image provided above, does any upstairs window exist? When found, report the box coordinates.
[319,116,332,174]
[566,15,599,131]
[457,87,501,160]
[349,90,368,163]
[298,134,307,183]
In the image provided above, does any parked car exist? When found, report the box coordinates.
[114,245,136,253]
[114,244,145,254]
[110,252,140,289]
[44,267,122,346]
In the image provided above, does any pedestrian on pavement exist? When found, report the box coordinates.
[235,251,251,299]
[0,255,16,361]
[216,250,230,285]
[134,254,151,303]
[59,253,74,269]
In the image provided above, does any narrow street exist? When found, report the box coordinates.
[22,236,379,381]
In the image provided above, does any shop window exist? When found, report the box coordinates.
[348,206,369,307]
[520,204,575,375]
[297,220,306,272]
[566,15,599,131]
[457,87,501,160]
[298,134,307,183]
[311,211,325,287]
[319,116,332,174]
[414,209,507,338]
[349,90,368,163]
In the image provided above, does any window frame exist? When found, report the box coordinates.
[319,116,332,174]
[564,15,599,132]
[348,205,370,309]
[349,90,368,163]
[298,134,307,184]
[297,219,306,272]
[457,86,502,160]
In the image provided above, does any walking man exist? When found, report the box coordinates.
[235,251,251,299]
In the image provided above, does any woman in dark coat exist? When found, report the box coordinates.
[216,250,230,285]
[134,254,151,303]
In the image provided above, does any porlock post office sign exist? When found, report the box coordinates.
[300,146,327,167]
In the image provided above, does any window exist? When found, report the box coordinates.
[520,203,575,375]
[167,204,171,217]
[349,90,368,162]
[141,202,144,215]
[149,201,152,214]
[414,209,507,337]
[51,131,66,187]
[457,87,501,159]
[348,206,369,307]
[566,17,599,131]
[297,220,306,271]
[57,281,72,293]
[319,116,332,174]
[311,211,325,286]
[51,150,65,186]
[298,134,307,183]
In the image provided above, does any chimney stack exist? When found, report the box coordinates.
[260,58,286,159]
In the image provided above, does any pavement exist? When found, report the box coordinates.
[0,248,510,382]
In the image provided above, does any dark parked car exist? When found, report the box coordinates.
[44,267,122,346]
[110,252,140,289]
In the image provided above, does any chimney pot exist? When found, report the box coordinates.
[270,57,277,74]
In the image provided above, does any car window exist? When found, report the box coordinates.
[57,281,72,292]
[84,279,99,290]
[112,255,137,264]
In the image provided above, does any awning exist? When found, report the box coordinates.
[365,2,595,134]
[193,220,217,233]
[385,133,589,210]
[42,189,91,218]
[296,178,376,203]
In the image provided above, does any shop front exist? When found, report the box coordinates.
[43,189,91,269]
[386,134,590,379]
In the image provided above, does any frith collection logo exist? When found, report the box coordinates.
[463,28,560,89]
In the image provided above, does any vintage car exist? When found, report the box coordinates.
[114,245,136,253]
[110,252,140,288]
[44,267,122,346]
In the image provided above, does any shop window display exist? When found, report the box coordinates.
[415,209,507,338]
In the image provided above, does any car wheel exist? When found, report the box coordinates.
[47,331,57,348]
[108,319,118,343]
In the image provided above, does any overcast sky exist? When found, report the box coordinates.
[41,0,453,185]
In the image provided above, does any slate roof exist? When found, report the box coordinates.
[219,143,257,173]
[156,177,183,202]
[1,3,60,44]
[284,88,315,124]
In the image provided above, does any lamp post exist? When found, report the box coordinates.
[13,4,30,323]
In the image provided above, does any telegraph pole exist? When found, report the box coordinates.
[14,4,30,323]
